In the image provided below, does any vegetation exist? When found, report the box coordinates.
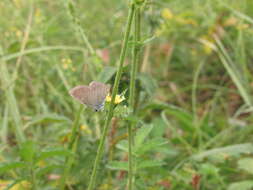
[1,0,253,189]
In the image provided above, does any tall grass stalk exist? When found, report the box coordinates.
[213,35,253,107]
[65,0,95,55]
[64,0,99,80]
[87,3,136,190]
[59,105,84,190]
[128,6,141,190]
[0,59,26,145]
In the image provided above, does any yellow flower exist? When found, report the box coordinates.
[176,17,197,26]
[236,23,249,30]
[161,8,174,20]
[35,8,43,24]
[61,58,72,64]
[80,125,92,135]
[38,160,46,168]
[62,63,69,69]
[4,32,10,37]
[106,94,125,104]
[13,0,22,8]
[15,30,22,38]
[224,16,238,27]
[98,183,111,190]
[0,180,30,190]
[61,58,72,70]
[198,35,217,55]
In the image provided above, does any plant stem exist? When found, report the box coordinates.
[130,7,141,110]
[65,0,95,55]
[31,165,37,190]
[87,3,136,190]
[64,0,97,79]
[128,6,141,190]
[0,60,26,145]
[59,105,84,190]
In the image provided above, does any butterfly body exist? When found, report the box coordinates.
[69,81,110,111]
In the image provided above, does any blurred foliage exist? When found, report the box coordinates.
[1,0,253,189]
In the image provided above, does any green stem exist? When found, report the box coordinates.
[0,60,26,145]
[130,7,141,110]
[87,3,136,190]
[31,164,37,190]
[59,105,84,190]
[128,7,141,190]
[65,0,95,55]
[65,0,97,79]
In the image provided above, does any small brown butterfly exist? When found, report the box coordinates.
[69,81,110,112]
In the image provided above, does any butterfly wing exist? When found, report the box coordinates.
[69,85,94,108]
[89,81,110,107]
[69,82,110,111]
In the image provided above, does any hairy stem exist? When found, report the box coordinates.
[87,3,136,190]
[59,105,83,190]
[128,6,141,190]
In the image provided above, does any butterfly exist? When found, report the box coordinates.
[69,81,110,112]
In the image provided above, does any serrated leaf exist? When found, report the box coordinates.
[228,180,253,190]
[238,158,253,175]
[97,66,117,83]
[137,160,164,169]
[0,162,25,174]
[151,118,167,138]
[134,138,168,155]
[164,107,194,132]
[107,161,128,171]
[36,164,63,177]
[36,148,73,162]
[124,115,140,124]
[134,125,154,150]
[138,73,157,96]
[20,141,37,163]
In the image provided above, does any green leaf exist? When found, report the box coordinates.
[116,140,128,152]
[138,73,157,96]
[134,125,154,150]
[142,35,156,45]
[238,158,253,175]
[192,143,253,161]
[228,181,253,190]
[140,102,171,112]
[97,66,117,83]
[24,114,71,129]
[36,164,63,177]
[140,103,195,132]
[164,106,194,132]
[199,163,219,176]
[134,138,168,155]
[137,160,164,169]
[0,162,25,174]
[151,118,167,138]
[36,148,73,162]
[107,161,128,171]
[20,141,37,163]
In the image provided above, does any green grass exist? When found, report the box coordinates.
[0,0,253,189]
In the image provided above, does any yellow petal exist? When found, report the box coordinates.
[161,8,173,20]
[106,94,125,104]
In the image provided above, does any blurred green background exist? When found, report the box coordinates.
[1,0,253,189]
